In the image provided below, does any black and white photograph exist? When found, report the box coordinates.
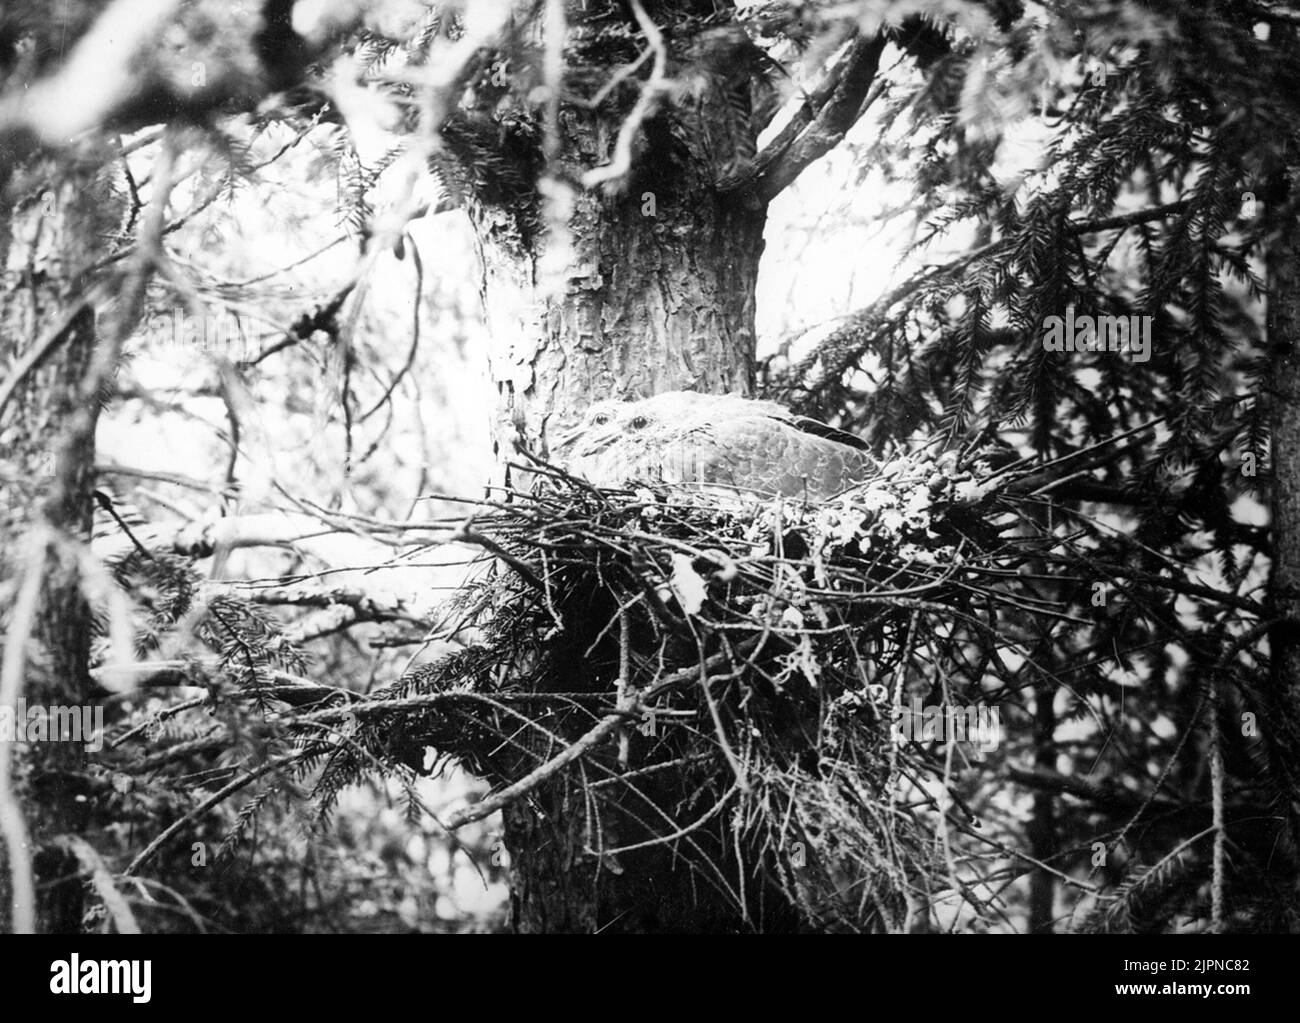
[0,0,1296,964]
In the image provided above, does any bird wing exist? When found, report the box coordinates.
[556,391,876,501]
[684,410,875,500]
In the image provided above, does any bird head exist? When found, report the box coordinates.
[553,398,661,458]
[552,396,671,487]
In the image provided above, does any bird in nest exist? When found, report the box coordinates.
[552,391,877,503]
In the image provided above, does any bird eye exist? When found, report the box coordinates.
[630,415,649,429]
[591,412,611,426]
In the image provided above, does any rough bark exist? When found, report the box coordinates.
[473,157,766,460]
[460,5,774,932]
[482,158,771,936]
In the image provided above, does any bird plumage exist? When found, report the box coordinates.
[553,391,876,502]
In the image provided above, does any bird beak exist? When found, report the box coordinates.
[553,425,582,450]
[554,424,620,458]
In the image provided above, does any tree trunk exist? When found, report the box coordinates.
[459,6,772,932]
[472,157,766,459]
[0,155,112,932]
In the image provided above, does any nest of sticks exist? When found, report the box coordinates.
[314,438,1075,933]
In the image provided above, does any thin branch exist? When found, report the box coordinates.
[54,836,140,934]
[1209,677,1225,934]
[581,0,670,189]
[750,34,887,202]
[0,0,184,146]
[441,648,747,830]
[124,749,311,877]
[0,280,113,424]
[0,531,48,934]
